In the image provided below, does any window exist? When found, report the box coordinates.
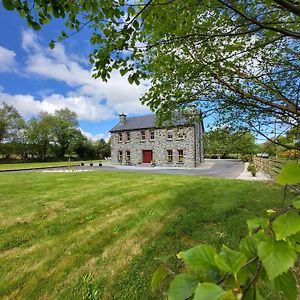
[118,132,123,142]
[126,131,130,141]
[178,150,184,163]
[177,129,184,139]
[167,129,173,140]
[118,150,123,162]
[167,150,173,162]
[126,150,131,161]
[150,130,155,140]
[141,130,145,141]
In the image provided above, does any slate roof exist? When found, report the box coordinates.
[109,114,193,133]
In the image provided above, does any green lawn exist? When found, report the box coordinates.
[0,160,103,171]
[0,171,288,299]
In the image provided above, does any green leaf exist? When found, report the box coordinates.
[270,269,297,300]
[239,235,259,259]
[31,21,41,31]
[49,40,55,49]
[2,0,14,10]
[292,197,300,209]
[214,245,247,278]
[273,211,300,240]
[151,266,169,293]
[255,288,265,300]
[276,163,300,185]
[133,20,139,30]
[168,273,198,300]
[193,282,225,300]
[247,218,268,235]
[257,237,297,280]
[180,245,217,272]
[218,290,236,300]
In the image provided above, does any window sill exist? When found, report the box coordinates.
[166,138,173,141]
[140,140,146,142]
[149,139,155,142]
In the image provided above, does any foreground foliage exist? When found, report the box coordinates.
[152,163,300,299]
[2,0,300,147]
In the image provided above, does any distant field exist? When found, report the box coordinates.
[0,171,288,299]
[0,160,103,171]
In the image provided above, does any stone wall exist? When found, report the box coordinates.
[111,125,203,167]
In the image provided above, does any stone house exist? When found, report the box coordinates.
[109,113,204,167]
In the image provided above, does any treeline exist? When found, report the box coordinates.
[204,127,299,159]
[204,128,257,159]
[0,103,110,161]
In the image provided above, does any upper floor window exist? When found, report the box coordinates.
[167,150,173,162]
[126,131,130,141]
[118,132,123,142]
[118,150,123,162]
[126,150,131,161]
[150,130,155,140]
[141,130,146,140]
[177,129,184,139]
[167,129,173,140]
[178,149,184,163]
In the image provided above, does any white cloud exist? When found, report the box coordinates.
[0,46,17,72]
[79,128,110,142]
[21,29,150,116]
[0,91,114,121]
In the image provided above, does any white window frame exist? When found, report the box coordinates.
[150,130,155,140]
[118,150,123,162]
[167,150,173,162]
[126,131,130,141]
[178,149,184,163]
[126,150,131,161]
[118,132,123,142]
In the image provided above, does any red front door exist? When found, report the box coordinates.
[143,150,153,163]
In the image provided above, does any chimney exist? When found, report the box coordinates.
[119,113,127,125]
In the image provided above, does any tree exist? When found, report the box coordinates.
[204,128,256,157]
[26,112,55,160]
[2,1,300,149]
[51,108,79,157]
[96,138,111,159]
[0,102,25,143]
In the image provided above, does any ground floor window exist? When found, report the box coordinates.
[126,150,131,161]
[167,150,173,162]
[178,149,184,163]
[118,150,123,162]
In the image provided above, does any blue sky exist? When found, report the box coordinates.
[0,5,150,141]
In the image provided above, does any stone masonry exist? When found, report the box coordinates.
[110,114,204,168]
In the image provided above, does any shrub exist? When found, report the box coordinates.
[247,163,257,177]
[240,155,253,162]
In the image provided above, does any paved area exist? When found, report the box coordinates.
[2,159,271,180]
[237,162,271,181]
[41,159,245,179]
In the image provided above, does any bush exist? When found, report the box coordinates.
[247,163,256,177]
[240,154,253,162]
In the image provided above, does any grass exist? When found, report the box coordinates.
[0,171,290,299]
[0,160,104,171]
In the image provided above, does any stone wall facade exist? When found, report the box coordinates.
[111,124,203,167]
